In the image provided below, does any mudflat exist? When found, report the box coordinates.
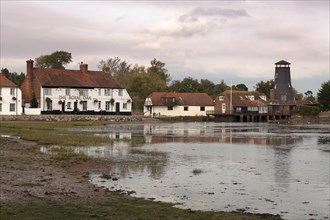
[0,122,282,220]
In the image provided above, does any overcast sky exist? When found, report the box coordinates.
[1,1,329,95]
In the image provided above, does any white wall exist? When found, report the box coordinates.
[144,105,214,117]
[24,108,41,115]
[40,87,132,113]
[0,87,22,115]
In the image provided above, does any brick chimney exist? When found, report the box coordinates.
[80,62,88,74]
[26,59,34,76]
[21,59,35,104]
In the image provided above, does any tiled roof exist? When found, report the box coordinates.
[0,73,17,87]
[33,68,122,88]
[147,92,214,106]
[220,90,266,106]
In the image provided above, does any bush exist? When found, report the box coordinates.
[298,106,321,116]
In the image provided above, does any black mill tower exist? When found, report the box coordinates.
[274,60,294,102]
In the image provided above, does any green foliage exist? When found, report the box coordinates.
[298,106,321,116]
[98,57,135,88]
[30,95,39,108]
[147,58,171,83]
[292,88,303,101]
[317,80,330,111]
[168,77,199,93]
[128,72,166,110]
[1,68,25,87]
[35,51,72,69]
[303,90,316,102]
[192,168,203,175]
[235,83,248,91]
[255,80,274,98]
[99,58,169,110]
[167,78,229,98]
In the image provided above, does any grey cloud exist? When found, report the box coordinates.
[179,14,199,23]
[192,7,249,18]
[164,7,250,38]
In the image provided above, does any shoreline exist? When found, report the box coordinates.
[0,121,282,220]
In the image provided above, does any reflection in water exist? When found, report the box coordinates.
[73,123,329,219]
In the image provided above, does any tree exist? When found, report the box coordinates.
[317,80,330,111]
[292,88,303,101]
[235,83,248,91]
[147,58,171,83]
[128,72,166,110]
[213,80,229,97]
[198,79,215,95]
[304,90,316,102]
[255,80,274,98]
[1,68,25,87]
[35,51,72,69]
[98,57,133,87]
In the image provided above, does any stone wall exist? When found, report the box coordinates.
[0,114,142,122]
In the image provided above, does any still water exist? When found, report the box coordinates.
[53,123,330,219]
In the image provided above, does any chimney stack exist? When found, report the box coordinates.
[26,59,34,76]
[80,62,88,74]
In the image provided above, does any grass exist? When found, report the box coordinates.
[0,198,282,220]
[0,121,112,146]
[192,168,203,175]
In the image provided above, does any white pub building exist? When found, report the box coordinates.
[21,60,132,115]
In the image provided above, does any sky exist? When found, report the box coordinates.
[1,0,329,95]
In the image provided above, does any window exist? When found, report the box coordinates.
[0,103,2,112]
[105,101,110,110]
[222,103,226,113]
[79,89,88,96]
[65,89,70,96]
[275,72,278,78]
[10,103,15,112]
[118,89,123,96]
[10,88,15,96]
[168,106,173,111]
[104,89,111,96]
[123,103,127,109]
[67,102,71,109]
[98,101,101,109]
[82,101,87,111]
[184,106,188,111]
[0,88,2,95]
[98,89,102,96]
[200,106,205,111]
[219,96,224,101]
[44,88,51,95]
[248,106,258,111]
[236,107,241,112]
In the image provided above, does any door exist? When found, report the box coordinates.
[61,102,65,112]
[116,102,120,114]
[74,101,78,112]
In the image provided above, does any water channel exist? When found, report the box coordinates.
[44,122,330,219]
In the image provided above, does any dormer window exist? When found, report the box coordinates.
[219,96,224,101]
